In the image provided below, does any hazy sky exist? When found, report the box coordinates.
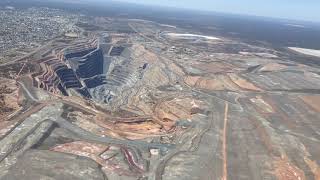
[112,0,319,22]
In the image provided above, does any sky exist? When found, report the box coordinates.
[110,0,320,22]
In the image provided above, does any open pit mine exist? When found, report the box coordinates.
[0,14,320,180]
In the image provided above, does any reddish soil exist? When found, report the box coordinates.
[299,95,320,112]
[273,156,306,180]
[154,97,204,129]
[229,74,263,91]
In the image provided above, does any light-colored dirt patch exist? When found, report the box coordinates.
[69,111,104,135]
[299,95,320,112]
[250,96,274,113]
[168,62,185,76]
[154,97,204,129]
[51,141,108,155]
[185,75,240,91]
[304,71,320,80]
[184,76,201,87]
[259,63,288,72]
[51,141,113,174]
[229,73,262,91]
[143,65,170,87]
[131,44,159,64]
[196,78,226,91]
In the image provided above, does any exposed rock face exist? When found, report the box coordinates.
[35,56,82,94]
[67,47,104,79]
[3,150,107,180]
[33,39,105,98]
[109,46,125,56]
